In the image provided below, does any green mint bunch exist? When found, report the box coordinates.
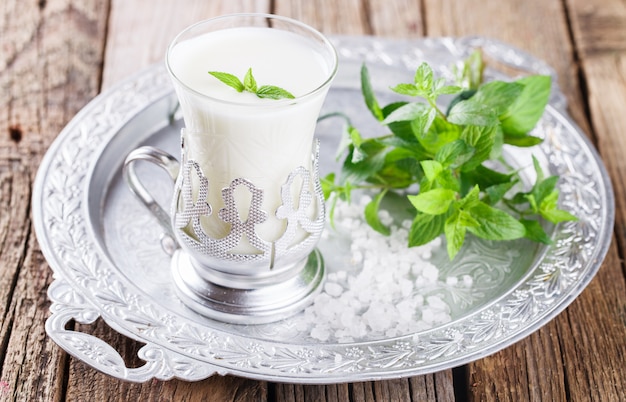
[322,50,577,260]
[209,68,295,100]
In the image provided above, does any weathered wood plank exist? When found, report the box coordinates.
[273,383,350,402]
[372,378,412,401]
[566,0,626,57]
[567,0,626,268]
[102,0,270,89]
[465,320,567,401]
[0,0,110,400]
[559,53,626,400]
[366,0,424,37]
[409,370,455,401]
[0,166,67,402]
[274,0,370,35]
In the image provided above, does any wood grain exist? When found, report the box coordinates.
[568,0,626,275]
[566,0,626,57]
[273,383,350,402]
[0,0,110,401]
[274,0,370,35]
[102,0,271,89]
[367,0,424,37]
[559,54,626,400]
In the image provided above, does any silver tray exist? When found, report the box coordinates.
[34,36,614,383]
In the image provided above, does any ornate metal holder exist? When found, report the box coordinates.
[124,134,326,324]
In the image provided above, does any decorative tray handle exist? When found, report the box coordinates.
[45,280,217,382]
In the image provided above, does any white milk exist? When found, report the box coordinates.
[167,27,333,252]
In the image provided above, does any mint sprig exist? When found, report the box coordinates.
[208,68,295,100]
[322,50,577,260]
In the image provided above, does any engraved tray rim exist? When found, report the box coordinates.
[33,35,614,383]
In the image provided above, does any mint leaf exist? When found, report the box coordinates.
[209,68,294,100]
[408,213,447,247]
[365,191,391,235]
[243,68,258,92]
[411,107,438,138]
[462,165,514,188]
[500,75,551,135]
[414,63,434,93]
[454,49,484,90]
[541,206,578,223]
[490,125,504,159]
[435,140,472,168]
[382,102,429,125]
[460,125,498,171]
[521,219,553,244]
[321,173,336,200]
[447,99,499,126]
[445,211,467,260]
[419,161,459,192]
[257,85,295,100]
[340,139,387,184]
[471,81,524,116]
[382,102,419,143]
[377,148,422,188]
[208,71,244,92]
[421,160,444,182]
[504,134,543,147]
[325,54,573,261]
[408,188,456,215]
[432,76,462,97]
[533,176,559,206]
[416,114,461,155]
[445,89,477,116]
[539,190,578,223]
[457,185,481,210]
[348,125,366,163]
[484,181,516,204]
[390,83,420,97]
[467,202,526,240]
[532,155,545,182]
[361,64,384,121]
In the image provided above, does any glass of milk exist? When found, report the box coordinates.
[124,14,337,323]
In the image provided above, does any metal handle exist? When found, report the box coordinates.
[45,280,216,382]
[123,146,180,248]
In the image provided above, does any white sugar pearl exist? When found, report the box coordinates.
[305,198,464,342]
[324,282,343,297]
[446,276,458,286]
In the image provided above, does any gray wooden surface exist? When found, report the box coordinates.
[1,0,625,400]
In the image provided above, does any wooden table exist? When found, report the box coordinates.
[1,0,625,400]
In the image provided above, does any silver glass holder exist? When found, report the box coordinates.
[123,134,326,324]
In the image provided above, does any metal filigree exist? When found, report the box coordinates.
[172,142,325,268]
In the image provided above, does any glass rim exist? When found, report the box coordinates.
[165,13,338,108]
